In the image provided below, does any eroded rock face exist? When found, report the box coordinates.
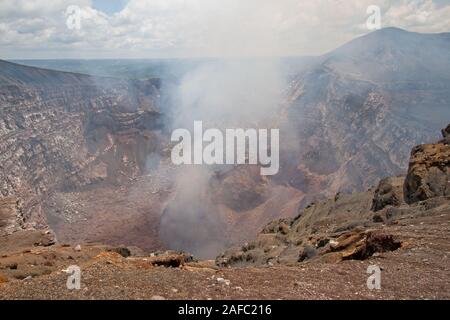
[371,176,405,211]
[0,197,23,236]
[404,127,450,204]
[441,124,450,143]
[338,232,401,260]
[442,124,450,136]
[216,189,377,267]
[0,60,162,235]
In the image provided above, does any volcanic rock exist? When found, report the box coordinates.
[0,197,23,235]
[0,59,164,250]
[337,232,401,260]
[404,126,450,204]
[371,176,405,211]
[146,251,194,268]
[441,124,450,143]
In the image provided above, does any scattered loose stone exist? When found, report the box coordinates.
[216,277,231,286]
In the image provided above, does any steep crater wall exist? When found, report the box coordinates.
[0,68,163,234]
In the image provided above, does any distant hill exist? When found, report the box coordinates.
[0,59,96,87]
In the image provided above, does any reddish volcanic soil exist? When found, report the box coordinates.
[0,205,448,300]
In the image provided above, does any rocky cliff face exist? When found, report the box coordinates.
[0,61,162,236]
[0,197,23,236]
[404,129,450,204]
[371,176,405,212]
[442,124,450,142]
[280,28,450,201]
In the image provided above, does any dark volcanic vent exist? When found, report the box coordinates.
[158,167,229,259]
[159,204,227,260]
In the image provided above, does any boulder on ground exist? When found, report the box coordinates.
[441,124,450,143]
[107,247,131,257]
[147,251,194,267]
[340,232,401,260]
[371,176,405,211]
[317,231,401,261]
[404,132,450,204]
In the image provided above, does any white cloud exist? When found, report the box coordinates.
[0,0,449,59]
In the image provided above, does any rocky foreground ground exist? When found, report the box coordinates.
[0,191,448,300]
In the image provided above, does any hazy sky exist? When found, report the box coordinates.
[0,0,449,59]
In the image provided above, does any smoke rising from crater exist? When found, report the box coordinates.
[158,59,287,259]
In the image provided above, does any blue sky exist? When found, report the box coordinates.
[92,0,129,15]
